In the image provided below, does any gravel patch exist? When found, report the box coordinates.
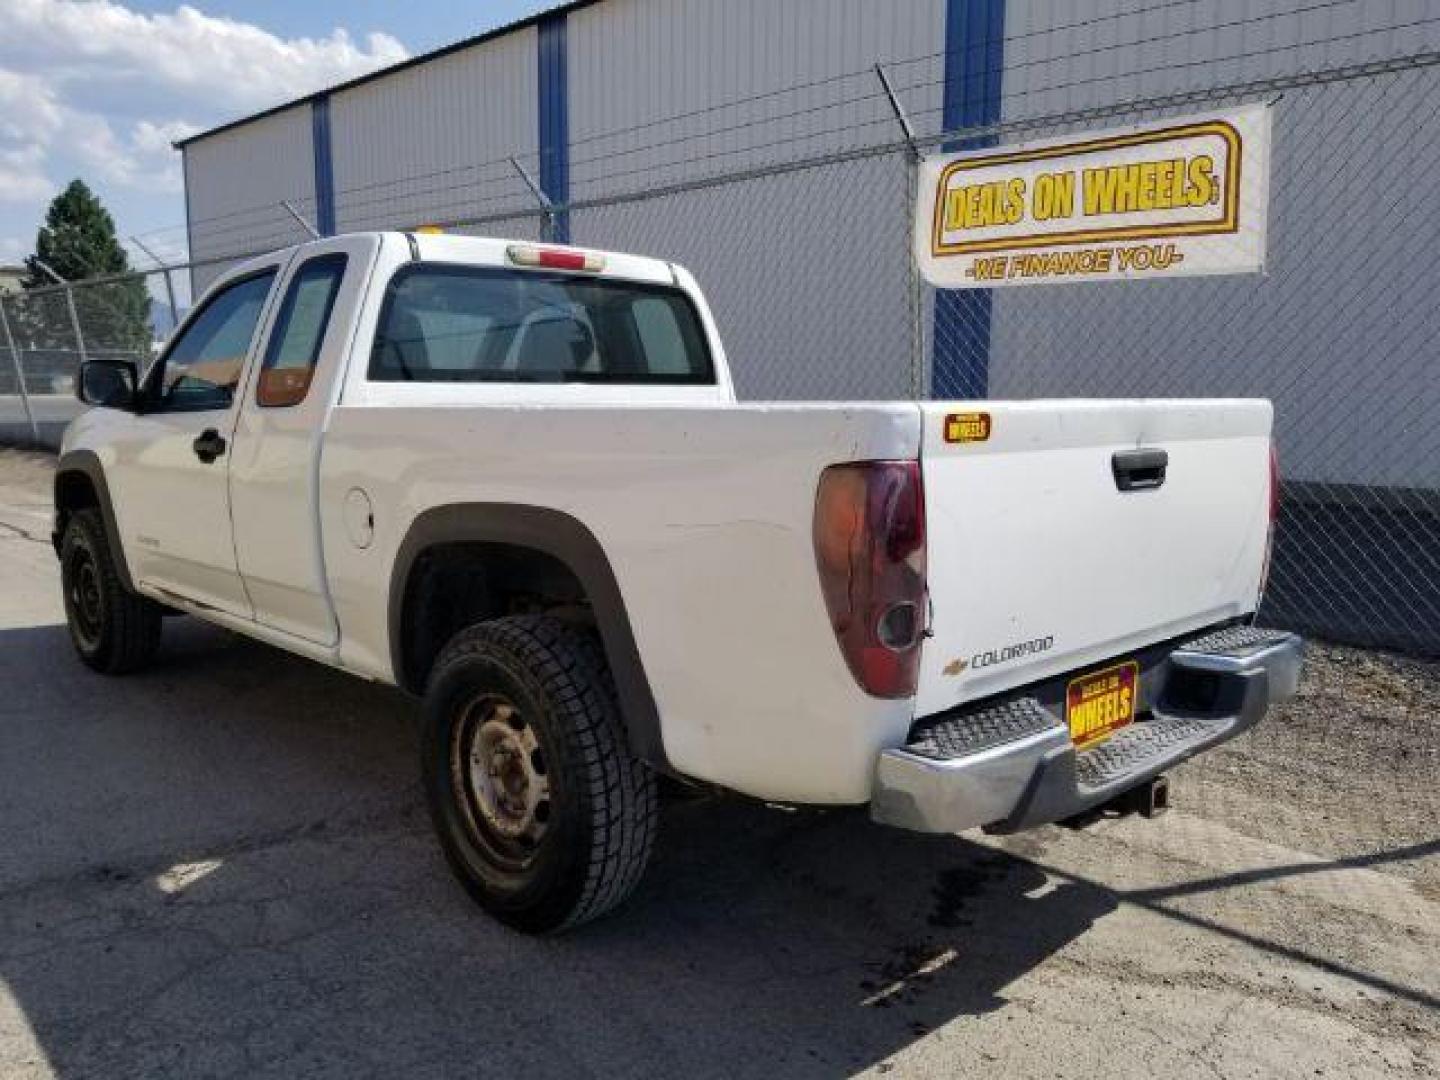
[1179,637,1440,889]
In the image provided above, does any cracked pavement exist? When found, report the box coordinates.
[0,447,1436,1079]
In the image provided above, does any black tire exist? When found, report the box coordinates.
[422,615,657,933]
[60,507,162,674]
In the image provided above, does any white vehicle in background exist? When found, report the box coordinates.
[53,231,1302,933]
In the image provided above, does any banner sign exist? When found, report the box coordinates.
[916,104,1271,288]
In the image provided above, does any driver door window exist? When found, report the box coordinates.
[151,270,277,412]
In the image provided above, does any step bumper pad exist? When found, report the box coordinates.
[871,628,1304,834]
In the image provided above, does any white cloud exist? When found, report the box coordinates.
[0,69,64,144]
[0,0,408,237]
[2,1,409,115]
[132,119,200,157]
[0,144,52,202]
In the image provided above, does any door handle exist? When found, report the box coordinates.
[1112,448,1167,491]
[193,428,227,464]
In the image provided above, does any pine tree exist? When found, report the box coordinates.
[25,179,129,283]
[22,179,151,358]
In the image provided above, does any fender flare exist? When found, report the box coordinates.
[54,449,135,591]
[388,503,667,767]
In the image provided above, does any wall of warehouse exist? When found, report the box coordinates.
[565,0,946,400]
[329,27,540,236]
[184,105,316,292]
[178,0,1438,489]
[983,0,1440,489]
[180,0,951,401]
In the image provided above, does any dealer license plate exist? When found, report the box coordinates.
[1066,661,1139,749]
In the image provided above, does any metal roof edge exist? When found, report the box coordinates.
[174,0,602,150]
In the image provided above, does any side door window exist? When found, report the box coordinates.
[148,270,277,412]
[256,254,348,407]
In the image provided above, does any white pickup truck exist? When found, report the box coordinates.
[56,231,1302,932]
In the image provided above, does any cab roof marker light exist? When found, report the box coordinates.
[506,244,606,272]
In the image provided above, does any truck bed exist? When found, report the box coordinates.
[317,396,1273,805]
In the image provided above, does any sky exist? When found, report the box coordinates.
[0,0,556,270]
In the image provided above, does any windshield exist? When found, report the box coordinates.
[368,264,715,385]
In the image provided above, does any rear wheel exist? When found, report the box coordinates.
[60,508,162,674]
[422,615,657,933]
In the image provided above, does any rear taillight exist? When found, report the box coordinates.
[1260,442,1279,600]
[813,460,927,698]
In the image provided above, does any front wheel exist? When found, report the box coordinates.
[60,508,162,674]
[422,615,657,933]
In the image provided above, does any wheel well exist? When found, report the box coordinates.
[53,470,100,539]
[388,504,667,767]
[398,543,590,694]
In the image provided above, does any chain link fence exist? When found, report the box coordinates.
[1,51,1436,658]
[922,57,1440,656]
[2,266,183,443]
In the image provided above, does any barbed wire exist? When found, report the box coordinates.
[14,44,1439,280]
[132,0,1429,258]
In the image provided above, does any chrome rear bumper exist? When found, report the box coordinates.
[871,627,1303,835]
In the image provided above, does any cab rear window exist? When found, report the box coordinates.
[368,264,715,384]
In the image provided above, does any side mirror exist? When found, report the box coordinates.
[77,360,138,410]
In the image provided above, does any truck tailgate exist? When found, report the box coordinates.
[915,400,1273,718]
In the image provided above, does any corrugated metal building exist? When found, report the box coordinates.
[176,0,1436,428]
[177,0,1440,649]
[180,0,950,401]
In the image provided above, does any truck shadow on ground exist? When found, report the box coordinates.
[0,619,1114,1078]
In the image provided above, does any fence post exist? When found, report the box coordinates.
[509,157,556,242]
[281,200,321,239]
[129,235,182,343]
[63,284,89,373]
[875,63,927,401]
[0,295,39,444]
[159,269,179,343]
[905,154,926,401]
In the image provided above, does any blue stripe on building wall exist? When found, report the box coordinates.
[311,96,336,236]
[932,0,1006,398]
[537,13,570,243]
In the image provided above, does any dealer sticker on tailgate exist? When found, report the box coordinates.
[1066,661,1139,749]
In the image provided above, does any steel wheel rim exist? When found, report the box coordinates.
[66,548,103,649]
[452,693,551,869]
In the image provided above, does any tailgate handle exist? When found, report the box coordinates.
[1112,448,1168,491]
